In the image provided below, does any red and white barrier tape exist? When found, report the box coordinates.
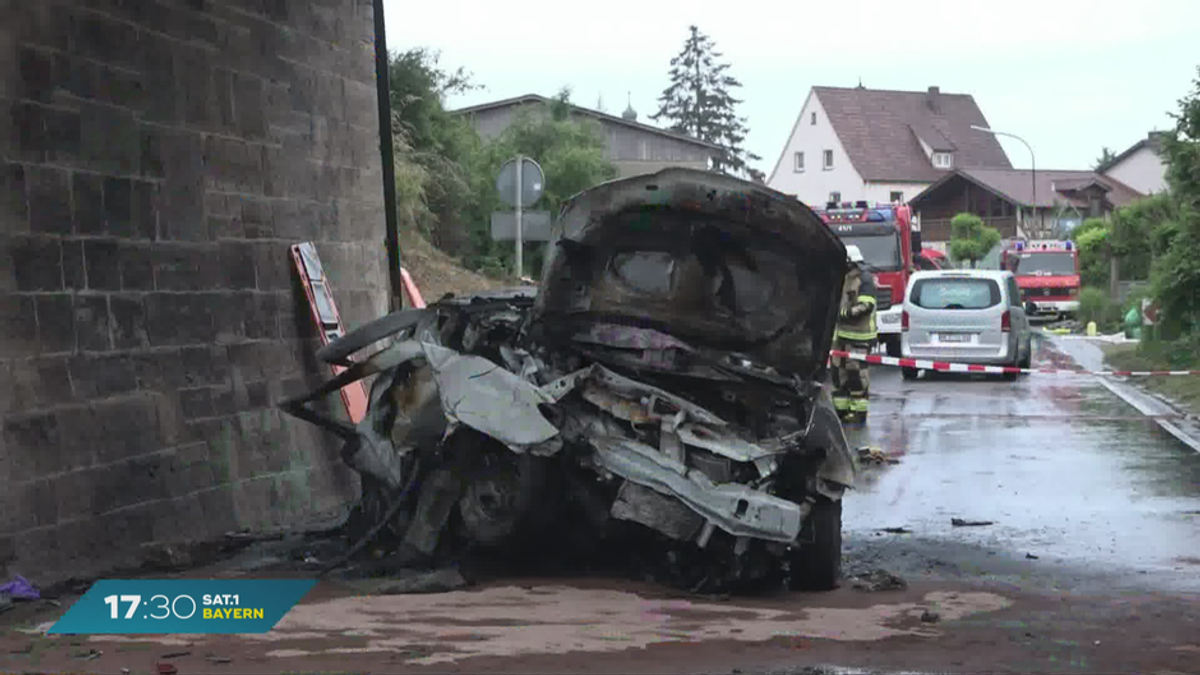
[829,350,1200,377]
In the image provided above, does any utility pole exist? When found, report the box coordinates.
[514,154,524,279]
[972,126,1037,237]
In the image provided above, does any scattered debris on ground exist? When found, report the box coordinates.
[879,527,913,534]
[951,518,995,527]
[847,568,907,592]
[920,609,941,623]
[1026,553,1040,560]
[0,575,40,614]
[858,447,900,466]
[375,569,469,595]
[1044,318,1083,334]
[0,575,40,601]
[205,655,233,665]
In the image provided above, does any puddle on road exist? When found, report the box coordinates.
[63,585,1011,665]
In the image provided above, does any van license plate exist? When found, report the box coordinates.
[939,333,969,343]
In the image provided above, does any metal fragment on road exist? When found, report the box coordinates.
[848,569,908,592]
[376,569,467,595]
[951,518,995,527]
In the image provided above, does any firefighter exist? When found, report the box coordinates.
[832,245,878,424]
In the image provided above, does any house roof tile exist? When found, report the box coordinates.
[911,168,1146,209]
[812,86,1013,182]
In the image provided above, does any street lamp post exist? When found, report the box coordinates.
[972,125,1037,238]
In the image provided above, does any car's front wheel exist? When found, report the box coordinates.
[788,497,842,591]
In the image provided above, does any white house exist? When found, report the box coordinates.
[767,85,1012,208]
[1098,132,1168,196]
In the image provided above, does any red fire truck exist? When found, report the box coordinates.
[816,201,918,356]
[1000,241,1081,319]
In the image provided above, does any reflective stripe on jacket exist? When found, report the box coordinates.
[837,294,877,341]
[836,268,878,342]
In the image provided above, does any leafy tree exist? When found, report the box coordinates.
[1093,146,1117,170]
[1071,217,1111,288]
[388,48,485,255]
[1163,65,1200,207]
[1151,65,1200,337]
[1109,194,1171,280]
[464,88,618,277]
[651,25,763,182]
[948,213,1002,268]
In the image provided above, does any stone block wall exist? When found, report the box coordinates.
[0,0,390,581]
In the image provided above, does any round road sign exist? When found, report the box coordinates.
[496,156,545,208]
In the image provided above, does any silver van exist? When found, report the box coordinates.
[900,270,1032,381]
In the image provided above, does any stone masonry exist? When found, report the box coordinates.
[0,0,390,581]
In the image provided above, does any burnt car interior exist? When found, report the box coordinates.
[281,169,856,594]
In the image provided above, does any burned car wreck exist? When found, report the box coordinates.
[282,168,856,592]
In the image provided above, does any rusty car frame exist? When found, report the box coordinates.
[281,168,856,592]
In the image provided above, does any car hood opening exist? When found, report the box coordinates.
[532,168,848,382]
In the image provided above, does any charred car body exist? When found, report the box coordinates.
[282,168,856,591]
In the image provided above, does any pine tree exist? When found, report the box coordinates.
[650,25,763,182]
[1093,146,1117,170]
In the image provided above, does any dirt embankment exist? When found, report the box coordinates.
[398,229,513,303]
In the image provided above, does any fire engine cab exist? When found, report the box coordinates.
[815,200,918,357]
[1000,241,1081,319]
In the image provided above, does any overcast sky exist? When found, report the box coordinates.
[384,0,1199,176]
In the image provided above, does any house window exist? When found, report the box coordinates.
[823,149,834,170]
[793,151,805,172]
[889,191,903,203]
[829,191,841,204]
[932,152,953,169]
[811,112,817,125]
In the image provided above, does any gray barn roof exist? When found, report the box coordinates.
[451,94,723,151]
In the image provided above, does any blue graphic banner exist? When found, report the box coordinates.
[47,579,316,634]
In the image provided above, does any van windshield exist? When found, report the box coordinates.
[911,278,1002,310]
[1012,251,1076,275]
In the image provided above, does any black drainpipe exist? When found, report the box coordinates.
[373,0,403,310]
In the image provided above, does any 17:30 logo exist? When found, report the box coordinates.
[104,594,198,620]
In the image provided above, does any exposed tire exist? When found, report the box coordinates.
[901,367,919,381]
[456,448,549,550]
[1019,341,1033,370]
[789,497,843,591]
[885,337,901,358]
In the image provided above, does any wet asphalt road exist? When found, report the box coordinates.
[6,334,1200,674]
[843,334,1200,595]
